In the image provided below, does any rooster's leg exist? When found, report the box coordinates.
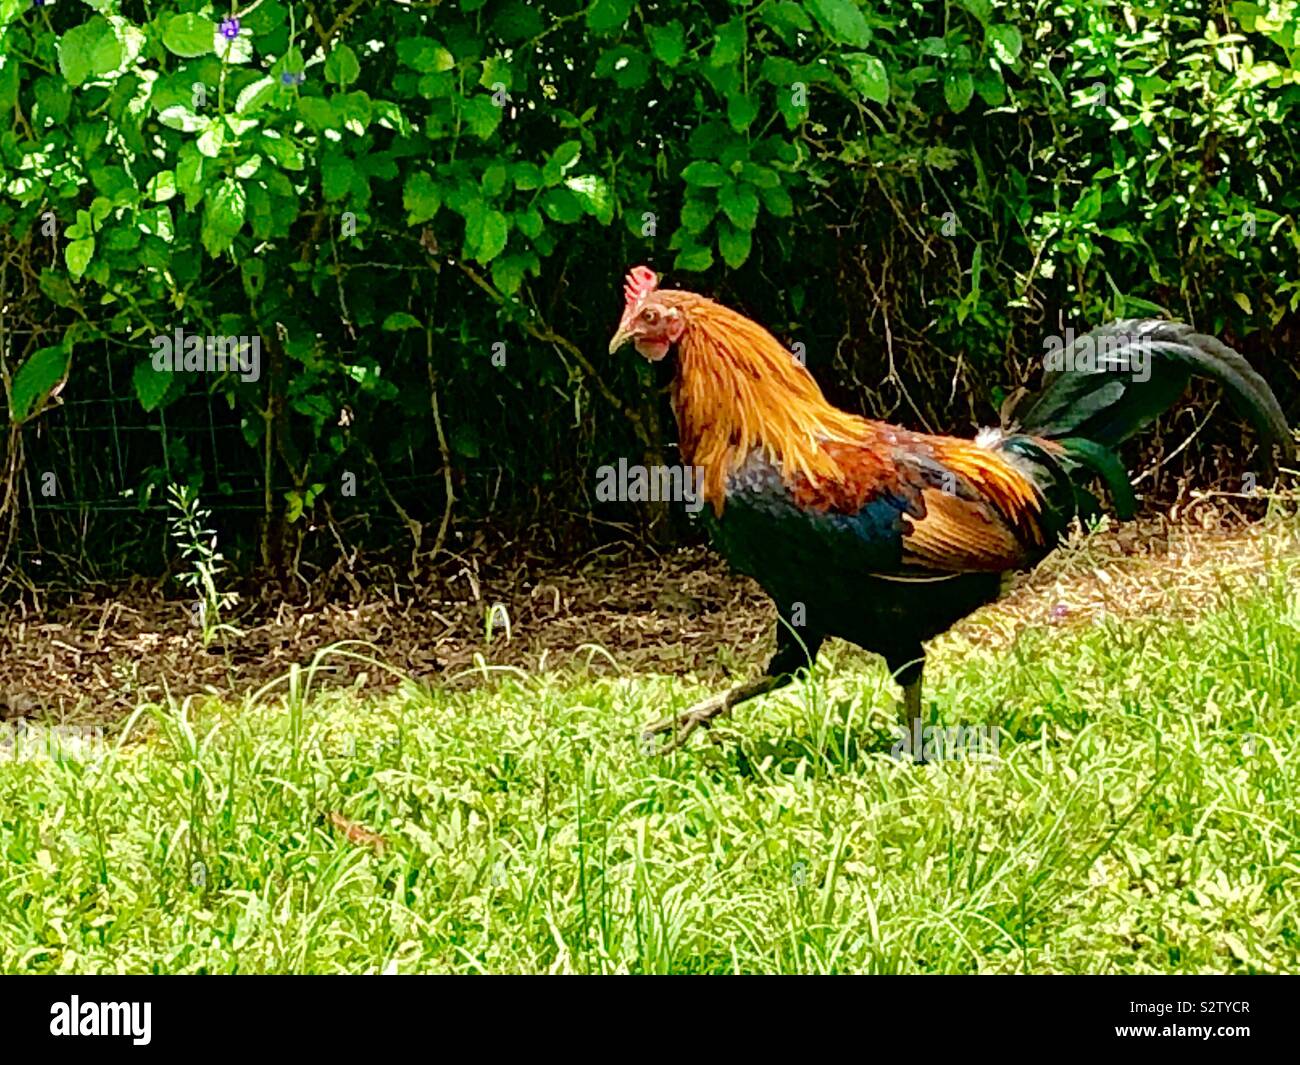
[902,677,922,725]
[643,623,823,753]
[642,674,789,754]
[890,655,927,763]
[900,677,925,762]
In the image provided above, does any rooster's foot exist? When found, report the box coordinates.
[641,675,787,754]
[641,691,734,754]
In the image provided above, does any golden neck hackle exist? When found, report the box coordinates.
[664,293,871,512]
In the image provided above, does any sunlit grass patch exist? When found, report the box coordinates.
[0,530,1296,974]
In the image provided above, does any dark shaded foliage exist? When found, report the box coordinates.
[0,0,1296,582]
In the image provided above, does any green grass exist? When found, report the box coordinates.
[1,535,1297,973]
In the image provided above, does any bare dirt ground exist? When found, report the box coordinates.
[1,501,1294,726]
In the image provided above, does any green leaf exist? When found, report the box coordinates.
[322,151,355,202]
[688,120,739,158]
[260,130,304,171]
[90,164,134,201]
[176,143,205,206]
[162,14,214,58]
[147,170,177,203]
[34,77,72,126]
[944,71,974,113]
[959,0,993,25]
[717,218,752,268]
[157,104,205,133]
[541,187,583,224]
[491,252,537,296]
[986,24,1023,64]
[461,95,503,139]
[466,206,510,262]
[133,360,172,413]
[760,56,806,86]
[777,87,807,128]
[334,91,373,133]
[727,92,759,131]
[674,242,714,272]
[565,174,614,225]
[58,16,123,87]
[1099,226,1136,244]
[38,270,78,309]
[647,21,685,66]
[760,183,794,218]
[974,68,1007,106]
[682,161,726,187]
[103,223,141,253]
[511,162,544,191]
[681,196,716,234]
[513,208,544,239]
[214,29,254,65]
[494,3,545,42]
[843,53,889,105]
[404,172,441,224]
[764,2,813,33]
[807,0,874,47]
[246,183,274,239]
[397,39,455,74]
[0,55,18,114]
[382,312,423,331]
[202,178,246,256]
[10,345,71,425]
[236,76,277,114]
[741,163,781,189]
[719,182,760,230]
[544,140,582,185]
[325,43,361,87]
[710,19,746,67]
[451,424,481,459]
[482,163,509,197]
[298,96,337,131]
[482,57,515,96]
[197,119,226,158]
[66,237,95,279]
[587,0,633,34]
[600,45,651,89]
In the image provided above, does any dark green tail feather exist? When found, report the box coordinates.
[1054,437,1138,520]
[997,434,1113,541]
[1013,319,1294,467]
[1002,319,1292,532]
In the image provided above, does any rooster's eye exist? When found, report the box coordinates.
[641,308,658,323]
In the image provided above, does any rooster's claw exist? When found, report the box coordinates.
[640,692,732,754]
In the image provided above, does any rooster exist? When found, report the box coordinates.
[608,265,1294,753]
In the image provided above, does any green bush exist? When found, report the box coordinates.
[0,0,1296,578]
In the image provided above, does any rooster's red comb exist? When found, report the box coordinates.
[623,265,659,310]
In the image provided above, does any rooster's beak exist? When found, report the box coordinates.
[608,327,632,355]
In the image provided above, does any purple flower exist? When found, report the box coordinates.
[219,17,241,41]
[1049,603,1070,621]
[280,70,304,86]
